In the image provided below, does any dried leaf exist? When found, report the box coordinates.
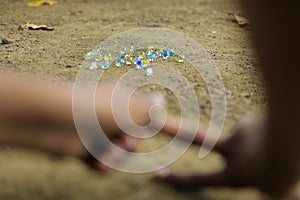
[26,1,58,7]
[19,23,54,31]
[233,14,250,26]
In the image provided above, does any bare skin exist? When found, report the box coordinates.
[1,72,298,197]
[155,0,300,198]
[0,76,164,171]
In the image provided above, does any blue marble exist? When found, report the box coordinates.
[163,51,169,59]
[136,59,143,69]
[102,61,110,70]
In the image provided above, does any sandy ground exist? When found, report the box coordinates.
[0,0,270,199]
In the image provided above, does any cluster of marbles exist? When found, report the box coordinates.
[84,46,112,70]
[83,46,185,76]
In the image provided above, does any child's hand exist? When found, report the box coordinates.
[155,116,300,198]
[81,81,166,171]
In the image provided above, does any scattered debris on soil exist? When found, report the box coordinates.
[233,14,250,26]
[18,23,54,31]
[26,1,58,7]
[0,38,12,45]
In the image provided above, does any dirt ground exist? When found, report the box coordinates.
[0,0,270,199]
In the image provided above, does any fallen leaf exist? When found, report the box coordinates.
[19,23,54,31]
[233,14,250,26]
[26,1,58,7]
